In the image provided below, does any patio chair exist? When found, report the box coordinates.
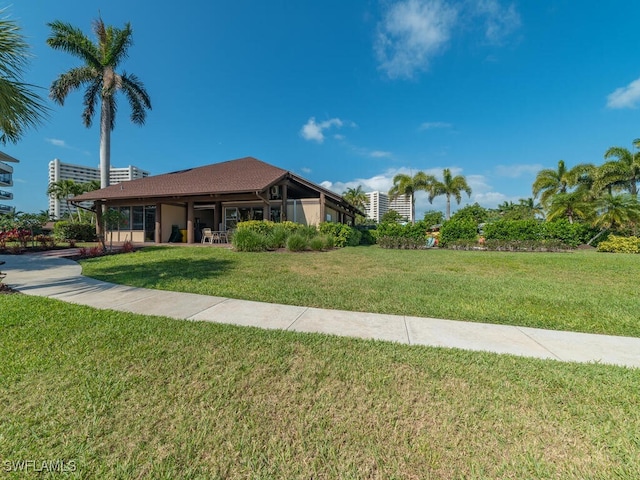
[201,228,214,244]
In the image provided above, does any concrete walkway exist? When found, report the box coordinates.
[2,252,640,369]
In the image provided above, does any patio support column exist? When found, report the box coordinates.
[319,192,326,224]
[281,185,287,221]
[214,201,222,231]
[155,203,162,244]
[187,200,194,244]
[95,201,103,238]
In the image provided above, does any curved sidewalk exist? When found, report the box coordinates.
[2,252,639,369]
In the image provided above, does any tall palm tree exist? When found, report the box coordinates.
[0,8,47,144]
[342,185,369,213]
[47,18,151,188]
[428,168,472,220]
[389,171,435,223]
[532,160,596,208]
[596,142,640,196]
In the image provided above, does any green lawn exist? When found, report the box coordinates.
[2,295,639,479]
[80,246,640,337]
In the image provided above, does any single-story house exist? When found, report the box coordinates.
[71,156,363,244]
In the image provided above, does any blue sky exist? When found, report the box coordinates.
[5,0,640,217]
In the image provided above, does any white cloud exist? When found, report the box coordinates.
[606,78,640,109]
[369,150,393,158]
[322,166,522,216]
[375,0,458,79]
[471,191,512,208]
[301,167,312,174]
[475,0,521,44]
[494,163,543,178]
[419,121,452,130]
[46,138,67,147]
[375,0,521,78]
[300,117,349,143]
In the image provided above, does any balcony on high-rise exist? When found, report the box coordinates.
[0,162,13,187]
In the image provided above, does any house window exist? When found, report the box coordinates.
[119,207,131,230]
[225,207,239,230]
[225,206,264,229]
[132,206,144,230]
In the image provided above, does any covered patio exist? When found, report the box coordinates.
[72,157,362,244]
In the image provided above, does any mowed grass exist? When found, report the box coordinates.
[81,246,640,337]
[2,295,640,479]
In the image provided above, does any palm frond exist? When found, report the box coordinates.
[49,65,97,105]
[120,72,152,125]
[46,20,101,70]
[0,79,48,144]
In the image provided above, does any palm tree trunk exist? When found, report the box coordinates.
[411,194,415,224]
[99,99,111,189]
[587,228,608,246]
[446,194,451,220]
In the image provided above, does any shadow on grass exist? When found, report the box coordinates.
[84,255,238,289]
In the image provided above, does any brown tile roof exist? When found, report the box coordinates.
[73,157,289,201]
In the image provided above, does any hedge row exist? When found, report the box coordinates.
[482,219,597,247]
[233,221,359,252]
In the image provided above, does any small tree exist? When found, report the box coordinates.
[380,209,405,224]
[423,210,444,228]
[102,208,125,251]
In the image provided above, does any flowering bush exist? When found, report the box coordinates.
[121,240,135,253]
[1,228,31,248]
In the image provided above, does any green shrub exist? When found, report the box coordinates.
[323,235,336,249]
[450,203,488,224]
[236,220,276,236]
[287,233,308,252]
[439,219,478,247]
[356,227,377,245]
[541,220,597,247]
[309,236,325,251]
[299,225,319,239]
[483,219,541,241]
[597,235,640,253]
[482,219,596,248]
[266,224,290,249]
[231,228,267,252]
[278,221,305,234]
[374,221,404,239]
[318,222,361,247]
[53,221,96,242]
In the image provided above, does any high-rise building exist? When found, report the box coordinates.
[48,158,149,219]
[0,151,19,215]
[364,191,413,223]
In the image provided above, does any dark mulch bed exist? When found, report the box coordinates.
[0,283,21,294]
